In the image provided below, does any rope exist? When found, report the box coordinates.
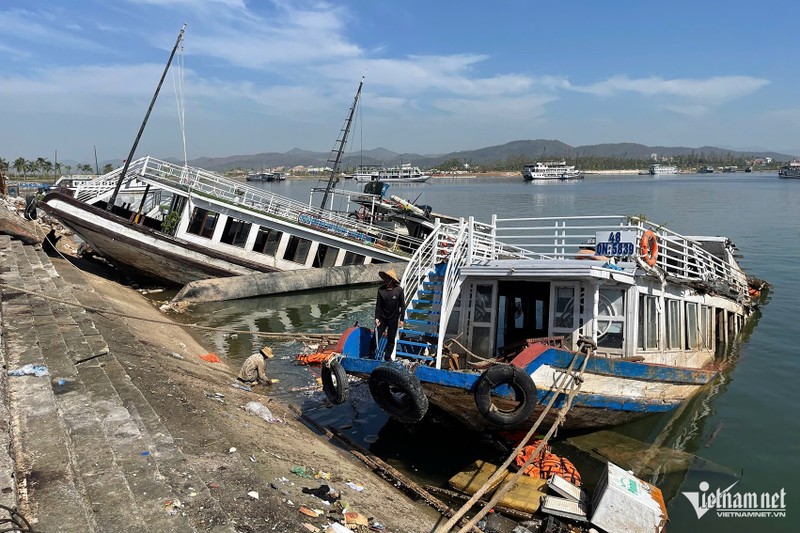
[0,280,334,342]
[435,345,591,533]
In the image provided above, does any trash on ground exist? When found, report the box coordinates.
[302,484,341,504]
[302,524,321,533]
[245,401,280,423]
[164,499,183,515]
[140,451,150,456]
[325,523,350,533]
[315,470,332,480]
[169,352,184,360]
[8,364,49,377]
[291,466,312,478]
[204,391,225,403]
[207,482,220,489]
[229,447,237,453]
[344,511,369,527]
[231,382,253,392]
[299,506,323,517]
[247,491,259,500]
[345,481,365,492]
[199,352,222,363]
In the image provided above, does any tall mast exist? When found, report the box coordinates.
[107,23,186,211]
[319,77,364,210]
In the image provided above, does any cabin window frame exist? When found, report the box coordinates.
[666,298,682,350]
[283,235,312,265]
[252,226,283,256]
[551,282,581,350]
[637,294,660,351]
[186,207,219,239]
[220,216,252,248]
[465,281,497,358]
[312,243,340,268]
[596,287,626,351]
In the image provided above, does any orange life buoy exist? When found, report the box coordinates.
[640,230,658,267]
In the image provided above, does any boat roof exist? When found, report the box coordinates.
[460,258,637,284]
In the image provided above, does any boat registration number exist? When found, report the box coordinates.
[595,231,636,257]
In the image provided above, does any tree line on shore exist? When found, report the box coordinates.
[0,156,114,179]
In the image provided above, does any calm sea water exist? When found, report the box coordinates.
[158,172,799,532]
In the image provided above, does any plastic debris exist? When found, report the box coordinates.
[164,499,183,515]
[231,382,253,392]
[291,466,312,478]
[229,447,237,454]
[204,391,225,403]
[199,353,222,363]
[141,451,150,456]
[302,524,320,533]
[345,482,365,492]
[302,484,340,504]
[314,471,332,480]
[207,482,220,489]
[245,401,278,423]
[325,524,350,533]
[247,491,259,500]
[8,364,49,377]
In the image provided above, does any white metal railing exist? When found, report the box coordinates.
[74,156,423,255]
[492,214,749,295]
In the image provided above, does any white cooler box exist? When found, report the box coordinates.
[590,461,668,533]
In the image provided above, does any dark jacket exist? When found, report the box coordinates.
[375,283,405,322]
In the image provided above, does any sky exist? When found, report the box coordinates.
[1,0,798,165]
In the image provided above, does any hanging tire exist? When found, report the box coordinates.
[322,360,349,405]
[368,365,429,423]
[474,365,538,428]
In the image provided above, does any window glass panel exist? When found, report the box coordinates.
[700,306,712,349]
[187,207,218,238]
[471,326,491,356]
[221,217,251,247]
[598,288,625,349]
[313,244,339,267]
[253,226,282,256]
[554,287,574,328]
[283,235,312,264]
[646,297,658,349]
[666,299,680,349]
[474,284,493,323]
[343,251,365,265]
[686,303,698,349]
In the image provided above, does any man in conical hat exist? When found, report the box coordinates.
[375,268,405,360]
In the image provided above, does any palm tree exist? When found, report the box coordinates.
[101,163,113,174]
[25,160,37,177]
[35,157,48,177]
[13,157,26,176]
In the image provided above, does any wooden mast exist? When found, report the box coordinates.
[319,77,364,210]
[107,23,186,211]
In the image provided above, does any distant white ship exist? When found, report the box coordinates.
[522,161,584,181]
[649,164,679,175]
[353,163,431,183]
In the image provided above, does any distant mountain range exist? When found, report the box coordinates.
[66,139,796,173]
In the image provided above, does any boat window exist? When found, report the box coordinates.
[252,227,283,256]
[597,289,625,350]
[666,299,681,349]
[187,207,219,239]
[685,303,699,349]
[553,287,575,328]
[283,236,312,264]
[220,217,252,248]
[342,251,365,265]
[474,285,493,323]
[700,305,712,349]
[637,295,659,350]
[313,244,339,268]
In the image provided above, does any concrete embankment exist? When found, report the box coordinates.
[172,261,408,304]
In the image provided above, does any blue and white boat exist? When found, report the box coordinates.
[321,214,765,430]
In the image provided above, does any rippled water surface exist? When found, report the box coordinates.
[157,172,799,532]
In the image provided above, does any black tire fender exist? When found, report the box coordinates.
[474,364,538,428]
[322,360,349,405]
[368,364,429,423]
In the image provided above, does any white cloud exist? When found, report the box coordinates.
[0,9,104,51]
[569,75,769,101]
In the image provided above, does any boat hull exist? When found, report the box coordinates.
[337,331,716,431]
[778,168,800,178]
[41,193,272,285]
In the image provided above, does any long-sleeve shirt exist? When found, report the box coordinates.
[238,353,268,383]
[375,283,405,323]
